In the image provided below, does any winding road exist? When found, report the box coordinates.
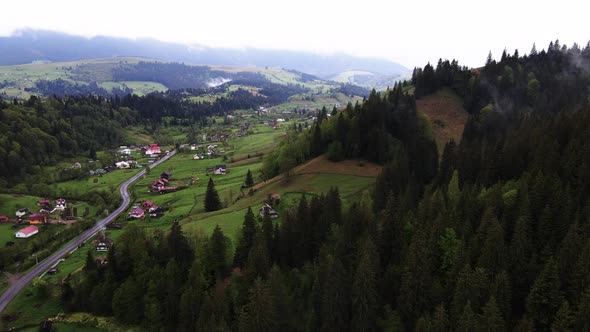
[0,150,176,314]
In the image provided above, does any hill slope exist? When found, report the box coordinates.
[0,29,407,82]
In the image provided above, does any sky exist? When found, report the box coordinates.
[0,0,588,68]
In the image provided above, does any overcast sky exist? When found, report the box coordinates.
[0,0,587,68]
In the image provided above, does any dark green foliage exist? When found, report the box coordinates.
[206,225,228,282]
[351,238,379,331]
[527,258,563,330]
[233,207,257,268]
[551,301,573,331]
[457,302,476,332]
[244,169,254,187]
[326,141,345,162]
[112,277,144,324]
[204,177,222,212]
[478,296,505,332]
[238,278,277,332]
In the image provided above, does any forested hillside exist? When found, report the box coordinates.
[24,40,590,331]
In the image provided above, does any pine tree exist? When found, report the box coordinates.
[238,278,277,332]
[526,258,563,330]
[321,256,350,331]
[261,210,274,261]
[551,301,573,331]
[112,277,143,324]
[206,225,227,281]
[575,287,590,331]
[167,221,194,271]
[457,301,476,332]
[204,177,221,212]
[431,303,449,332]
[352,238,379,331]
[245,232,270,280]
[143,279,163,331]
[245,169,254,187]
[478,296,505,331]
[233,207,257,267]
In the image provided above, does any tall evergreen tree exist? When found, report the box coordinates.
[233,207,257,268]
[352,238,379,331]
[238,278,277,332]
[206,225,228,282]
[526,258,563,330]
[478,296,505,332]
[244,169,254,187]
[204,177,221,212]
[457,301,476,332]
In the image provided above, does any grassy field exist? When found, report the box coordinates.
[416,87,468,154]
[99,81,167,96]
[329,70,375,83]
[0,57,153,98]
[270,92,363,113]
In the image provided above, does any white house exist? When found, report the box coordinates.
[115,161,131,169]
[120,148,131,156]
[214,165,227,175]
[16,225,39,238]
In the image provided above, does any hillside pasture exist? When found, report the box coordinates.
[416,87,468,154]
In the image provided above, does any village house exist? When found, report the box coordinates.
[96,233,114,252]
[259,204,280,219]
[214,164,227,175]
[16,225,39,238]
[0,216,9,223]
[115,161,131,169]
[37,199,51,206]
[28,214,47,224]
[15,208,29,218]
[54,198,67,211]
[129,208,145,219]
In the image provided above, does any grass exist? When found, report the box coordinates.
[270,92,363,112]
[329,70,375,83]
[0,57,154,98]
[0,283,62,331]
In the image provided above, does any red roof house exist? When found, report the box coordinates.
[141,200,154,210]
[16,225,39,238]
[37,199,51,206]
[0,216,9,223]
[129,208,145,219]
[28,214,47,224]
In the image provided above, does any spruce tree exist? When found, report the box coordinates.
[478,296,505,331]
[431,303,449,332]
[238,278,277,332]
[245,169,254,187]
[233,207,257,268]
[526,258,563,330]
[204,177,221,212]
[206,225,227,281]
[551,301,573,331]
[352,238,378,331]
[457,302,476,332]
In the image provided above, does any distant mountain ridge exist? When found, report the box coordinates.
[0,29,407,79]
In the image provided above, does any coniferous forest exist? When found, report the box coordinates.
[61,41,590,331]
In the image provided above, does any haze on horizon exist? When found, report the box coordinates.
[0,0,587,68]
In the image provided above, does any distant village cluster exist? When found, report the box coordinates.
[1,197,87,240]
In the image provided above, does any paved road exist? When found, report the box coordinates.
[0,150,176,314]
